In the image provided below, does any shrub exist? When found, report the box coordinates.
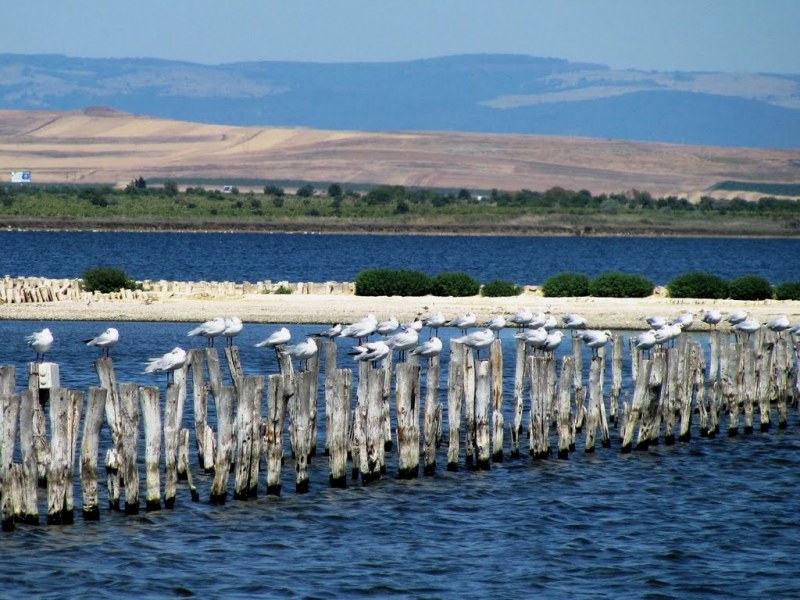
[430,272,480,297]
[273,285,293,295]
[589,272,654,298]
[82,266,140,293]
[729,275,773,300]
[541,272,590,297]
[667,271,729,299]
[481,279,521,297]
[355,269,432,297]
[775,281,800,301]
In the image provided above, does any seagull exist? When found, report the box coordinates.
[402,316,424,333]
[580,329,613,356]
[515,327,548,353]
[376,316,399,336]
[384,326,419,361]
[735,318,761,336]
[455,328,495,359]
[316,323,342,338]
[280,337,318,371]
[486,315,507,332]
[562,313,587,334]
[410,336,443,364]
[448,312,477,335]
[528,311,549,329]
[340,314,378,343]
[255,327,291,349]
[726,310,748,326]
[507,308,533,329]
[633,329,658,356]
[700,309,722,328]
[187,317,226,347]
[144,347,188,383]
[765,315,791,333]
[541,330,564,356]
[423,312,447,336]
[654,323,682,347]
[643,315,668,329]
[26,327,53,361]
[349,340,391,367]
[83,327,119,357]
[670,310,694,330]
[221,317,243,347]
[543,315,558,330]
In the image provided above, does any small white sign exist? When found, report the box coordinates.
[11,170,31,183]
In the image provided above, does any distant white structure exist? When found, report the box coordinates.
[11,171,31,183]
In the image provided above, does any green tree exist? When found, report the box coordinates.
[296,184,315,197]
[327,183,343,198]
[163,179,179,196]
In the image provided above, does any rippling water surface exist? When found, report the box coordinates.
[1,320,799,598]
[1,230,799,284]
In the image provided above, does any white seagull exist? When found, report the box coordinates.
[340,314,378,343]
[528,311,549,329]
[255,327,291,349]
[654,323,682,346]
[507,308,533,329]
[643,315,668,329]
[26,327,53,361]
[562,313,587,332]
[735,318,761,336]
[765,315,791,333]
[423,312,447,335]
[633,330,658,355]
[376,316,399,336]
[221,317,243,347]
[700,309,722,328]
[515,327,548,352]
[83,327,119,357]
[726,310,748,326]
[384,326,419,360]
[281,337,318,371]
[349,340,391,367]
[448,312,477,334]
[670,310,694,330]
[316,323,342,338]
[144,347,188,382]
[486,315,507,332]
[580,329,613,355]
[541,330,564,355]
[455,328,496,358]
[410,336,443,363]
[187,317,226,347]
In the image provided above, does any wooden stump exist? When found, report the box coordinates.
[178,428,199,501]
[234,376,264,500]
[139,386,162,512]
[1,392,20,531]
[528,356,550,459]
[328,368,351,488]
[463,349,476,468]
[474,359,491,470]
[447,341,465,470]
[292,371,314,493]
[556,357,574,459]
[18,389,39,523]
[210,386,234,504]
[489,339,504,463]
[396,363,421,479]
[510,338,525,458]
[119,383,140,515]
[621,357,650,453]
[422,357,441,476]
[362,366,385,484]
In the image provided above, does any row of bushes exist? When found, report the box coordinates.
[541,272,654,298]
[666,272,800,301]
[355,269,522,297]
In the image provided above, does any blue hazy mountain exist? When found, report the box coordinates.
[1,53,798,148]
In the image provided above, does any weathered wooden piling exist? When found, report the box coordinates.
[620,357,650,453]
[362,366,386,484]
[265,374,288,495]
[28,363,52,487]
[163,383,181,508]
[724,342,741,435]
[756,340,772,432]
[95,357,123,451]
[323,341,337,457]
[678,341,703,442]
[528,356,550,459]
[380,353,392,455]
[47,388,82,525]
[637,351,666,450]
[572,336,586,432]
[206,347,224,400]
[510,338,525,458]
[188,349,213,473]
[119,383,140,515]
[1,389,20,531]
[234,376,264,500]
[447,340,465,470]
[584,356,603,452]
[328,368,351,488]
[105,448,121,511]
[489,339,503,463]
[139,386,162,512]
[556,357,574,459]
[177,429,199,501]
[210,386,235,504]
[463,349,476,468]
[292,370,314,493]
[774,335,790,429]
[396,362,421,478]
[474,359,491,470]
[663,347,679,444]
[351,361,368,481]
[742,345,756,434]
[610,335,623,427]
[423,356,441,476]
[18,389,38,523]
[80,387,106,521]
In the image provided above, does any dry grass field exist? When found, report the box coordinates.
[1,107,798,197]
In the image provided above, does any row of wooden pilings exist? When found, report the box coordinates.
[0,327,798,531]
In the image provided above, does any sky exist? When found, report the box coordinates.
[2,0,799,73]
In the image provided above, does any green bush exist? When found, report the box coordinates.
[775,281,800,301]
[481,279,522,297]
[355,269,432,297]
[541,272,590,297]
[82,266,140,293]
[589,272,654,298]
[667,271,729,299]
[729,274,773,300]
[430,272,480,297]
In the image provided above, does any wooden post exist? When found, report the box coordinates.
[756,340,772,432]
[178,428,199,501]
[423,356,441,476]
[264,374,287,495]
[474,359,491,470]
[188,349,212,471]
[351,361,368,481]
[139,386,162,512]
[620,357,650,453]
[678,341,702,441]
[447,340,465,470]
[1,392,20,531]
[708,381,720,438]
[18,389,38,524]
[610,335,623,427]
[662,347,679,444]
[380,353,393,454]
[293,370,314,493]
[557,357,574,459]
[95,357,123,451]
[362,366,385,484]
[323,340,337,457]
[572,336,586,432]
[46,388,68,524]
[709,330,722,383]
[224,345,244,392]
[528,356,549,459]
[28,363,51,487]
[328,368,351,488]
[307,351,322,457]
[119,383,140,515]
[638,351,666,449]
[774,335,789,429]
[726,342,742,436]
[105,448,121,511]
[489,339,503,463]
[210,386,235,504]
[396,362,421,478]
[206,347,223,401]
[742,345,756,434]
[463,349,476,468]
[234,375,264,500]
[510,338,525,458]
[163,383,180,508]
[584,356,603,452]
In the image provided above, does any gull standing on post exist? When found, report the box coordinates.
[315,323,342,338]
[340,314,378,344]
[187,317,226,347]
[376,316,399,336]
[726,310,748,326]
[735,318,761,337]
[580,329,613,356]
[562,314,587,335]
[633,330,658,356]
[83,327,119,357]
[485,315,507,333]
[507,308,533,329]
[671,310,694,330]
[384,326,419,361]
[454,328,495,359]
[281,337,318,371]
[349,340,390,368]
[515,327,548,354]
[700,309,722,329]
[765,315,791,333]
[255,327,291,349]
[144,347,187,384]
[26,328,53,361]
[541,330,564,357]
[221,317,243,347]
[410,336,443,364]
[448,312,477,335]
[423,312,447,337]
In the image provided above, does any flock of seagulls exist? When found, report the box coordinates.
[22,307,800,380]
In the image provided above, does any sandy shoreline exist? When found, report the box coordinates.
[2,292,798,330]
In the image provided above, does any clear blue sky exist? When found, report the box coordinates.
[3,0,799,73]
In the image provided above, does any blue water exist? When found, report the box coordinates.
[2,231,800,598]
[1,230,799,284]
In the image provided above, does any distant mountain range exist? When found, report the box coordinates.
[1,53,799,149]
